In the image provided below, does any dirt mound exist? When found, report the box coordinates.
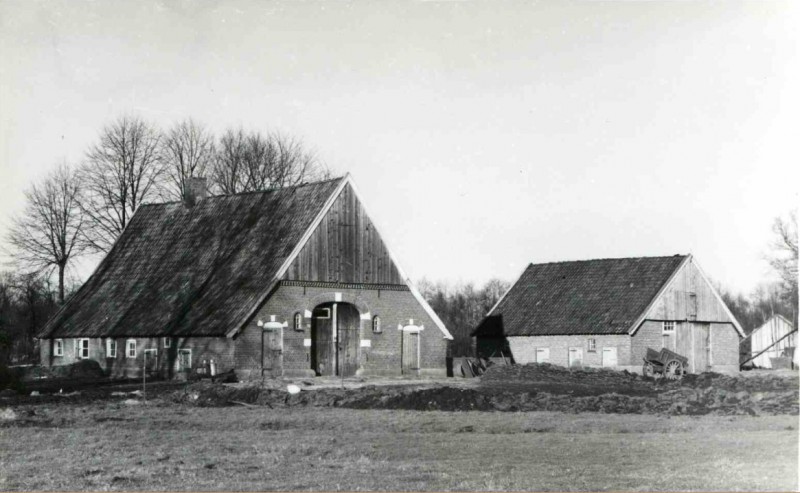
[171,379,798,416]
[482,363,643,386]
[669,371,798,393]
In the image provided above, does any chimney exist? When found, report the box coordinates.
[184,176,207,207]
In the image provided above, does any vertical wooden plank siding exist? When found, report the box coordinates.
[284,184,404,284]
[644,260,733,323]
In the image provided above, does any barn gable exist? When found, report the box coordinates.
[633,256,744,336]
[255,176,451,340]
[283,182,403,285]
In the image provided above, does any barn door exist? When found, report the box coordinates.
[402,330,420,375]
[261,328,282,377]
[311,305,334,376]
[336,303,360,377]
[676,322,710,373]
[693,323,710,372]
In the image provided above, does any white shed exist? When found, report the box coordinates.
[747,315,796,368]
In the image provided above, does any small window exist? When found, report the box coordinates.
[587,338,596,352]
[126,339,137,358]
[106,339,117,358]
[314,307,330,319]
[77,339,90,359]
[663,321,675,334]
[53,339,64,357]
[294,312,303,331]
[163,337,171,349]
[372,315,381,333]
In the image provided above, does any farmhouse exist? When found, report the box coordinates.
[743,315,797,369]
[472,255,744,374]
[37,175,452,379]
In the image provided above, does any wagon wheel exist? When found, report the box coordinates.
[663,360,684,380]
[642,361,656,379]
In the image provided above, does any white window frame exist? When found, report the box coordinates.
[294,312,303,331]
[177,348,192,371]
[372,315,381,334]
[77,338,90,359]
[663,321,675,334]
[535,347,550,364]
[126,339,137,358]
[106,339,117,358]
[315,307,331,319]
[587,338,597,352]
[53,339,64,357]
[163,337,171,349]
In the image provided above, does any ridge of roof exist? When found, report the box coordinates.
[139,176,347,208]
[525,254,688,267]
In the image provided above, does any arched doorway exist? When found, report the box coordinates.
[310,302,360,377]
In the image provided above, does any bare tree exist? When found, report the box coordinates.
[6,164,87,303]
[767,211,798,326]
[210,128,248,195]
[210,128,328,194]
[162,119,215,200]
[78,115,165,252]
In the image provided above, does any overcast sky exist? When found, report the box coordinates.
[1,0,797,294]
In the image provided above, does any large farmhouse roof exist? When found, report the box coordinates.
[40,177,344,338]
[473,255,688,337]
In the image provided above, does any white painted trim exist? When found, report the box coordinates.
[106,338,117,358]
[628,255,691,336]
[690,256,746,337]
[53,338,64,357]
[226,176,350,338]
[77,338,90,359]
[359,311,372,321]
[126,339,137,358]
[487,264,530,316]
[347,177,453,340]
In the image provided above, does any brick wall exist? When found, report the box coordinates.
[506,334,632,370]
[40,336,235,379]
[234,285,448,378]
[630,320,663,368]
[711,322,740,372]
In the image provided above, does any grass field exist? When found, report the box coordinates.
[1,401,797,491]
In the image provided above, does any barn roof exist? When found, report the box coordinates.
[40,177,345,338]
[473,255,688,337]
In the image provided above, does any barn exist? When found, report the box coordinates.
[472,255,744,374]
[37,175,452,379]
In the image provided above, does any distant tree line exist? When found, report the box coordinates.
[1,114,329,364]
[418,278,511,358]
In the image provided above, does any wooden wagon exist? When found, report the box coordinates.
[642,347,688,380]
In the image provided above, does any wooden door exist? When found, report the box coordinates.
[336,303,360,377]
[402,331,420,374]
[262,328,282,377]
[311,305,334,376]
[568,347,583,367]
[693,323,710,372]
[676,322,693,367]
